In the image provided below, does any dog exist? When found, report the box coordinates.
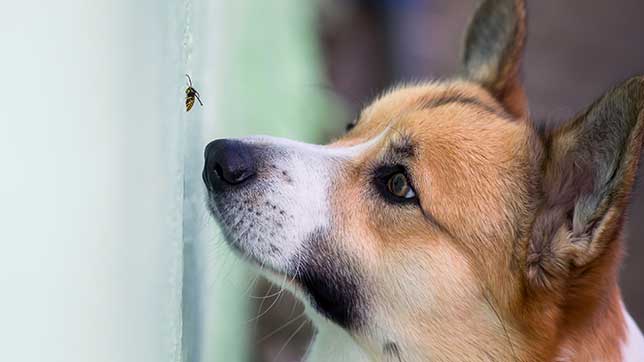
[202,0,644,360]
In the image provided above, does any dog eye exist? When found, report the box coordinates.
[387,173,416,199]
[346,122,356,132]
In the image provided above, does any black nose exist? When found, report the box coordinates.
[203,139,256,189]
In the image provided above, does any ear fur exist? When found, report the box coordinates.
[462,0,527,118]
[527,76,644,290]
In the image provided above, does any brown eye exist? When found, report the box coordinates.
[387,173,416,199]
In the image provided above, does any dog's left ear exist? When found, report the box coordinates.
[527,77,644,290]
[462,0,527,118]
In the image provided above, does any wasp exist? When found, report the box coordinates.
[185,74,203,112]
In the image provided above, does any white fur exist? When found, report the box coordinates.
[305,313,371,362]
[622,306,644,362]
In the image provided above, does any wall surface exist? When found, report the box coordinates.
[1,1,188,361]
[181,1,250,361]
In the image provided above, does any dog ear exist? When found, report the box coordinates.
[462,0,527,118]
[527,77,644,290]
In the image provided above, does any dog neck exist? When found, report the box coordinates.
[302,258,644,362]
[537,237,643,362]
[304,312,371,362]
[549,282,644,362]
[550,283,625,362]
[304,302,644,362]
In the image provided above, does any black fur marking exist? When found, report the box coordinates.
[296,228,364,329]
[390,138,415,160]
[268,243,280,254]
[383,342,402,361]
[423,95,508,119]
[379,138,415,168]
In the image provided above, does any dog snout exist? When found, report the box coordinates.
[203,139,256,189]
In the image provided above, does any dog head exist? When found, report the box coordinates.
[203,0,644,360]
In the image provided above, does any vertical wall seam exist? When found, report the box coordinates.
[178,0,192,361]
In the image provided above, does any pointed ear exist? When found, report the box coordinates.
[462,0,527,118]
[527,77,644,289]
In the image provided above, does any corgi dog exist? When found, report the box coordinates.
[203,0,644,360]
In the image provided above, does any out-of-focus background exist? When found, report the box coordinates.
[0,1,642,362]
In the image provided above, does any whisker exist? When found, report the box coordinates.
[256,311,307,344]
[271,318,311,362]
[482,288,518,362]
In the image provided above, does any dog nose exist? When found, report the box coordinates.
[204,139,256,189]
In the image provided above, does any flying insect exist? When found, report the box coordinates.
[185,74,203,112]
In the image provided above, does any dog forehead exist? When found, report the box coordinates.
[339,81,512,144]
[339,81,527,154]
[372,81,499,120]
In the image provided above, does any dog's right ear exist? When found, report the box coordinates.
[462,0,527,118]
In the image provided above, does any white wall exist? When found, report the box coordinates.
[181,1,250,361]
[0,1,187,361]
